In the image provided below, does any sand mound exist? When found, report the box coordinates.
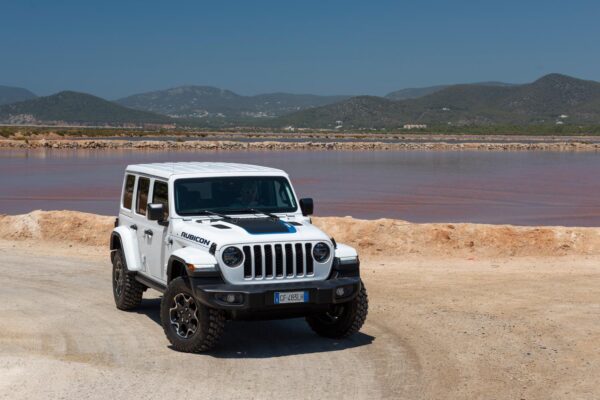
[0,210,114,247]
[1,211,599,258]
[314,217,600,257]
[7,131,64,140]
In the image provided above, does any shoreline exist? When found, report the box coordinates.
[2,138,600,151]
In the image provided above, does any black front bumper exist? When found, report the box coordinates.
[190,276,361,312]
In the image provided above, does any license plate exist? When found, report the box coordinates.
[274,291,308,304]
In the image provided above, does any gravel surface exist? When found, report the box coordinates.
[1,240,599,399]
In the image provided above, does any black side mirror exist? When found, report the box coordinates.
[299,198,314,216]
[147,203,164,222]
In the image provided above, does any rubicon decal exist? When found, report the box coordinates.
[181,232,211,246]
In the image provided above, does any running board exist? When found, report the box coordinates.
[135,274,167,293]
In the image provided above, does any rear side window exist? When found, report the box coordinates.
[122,174,136,210]
[152,181,169,220]
[136,177,150,215]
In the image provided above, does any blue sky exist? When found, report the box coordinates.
[1,0,599,98]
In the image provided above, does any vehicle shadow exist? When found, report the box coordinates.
[135,298,375,359]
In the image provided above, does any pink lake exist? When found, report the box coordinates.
[1,149,600,226]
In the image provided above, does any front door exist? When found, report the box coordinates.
[134,177,169,283]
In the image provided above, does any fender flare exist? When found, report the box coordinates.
[334,243,358,259]
[110,226,143,272]
[167,247,219,282]
[331,243,360,278]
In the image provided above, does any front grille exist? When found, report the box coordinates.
[242,243,314,280]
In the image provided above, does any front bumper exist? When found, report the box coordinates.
[190,276,361,311]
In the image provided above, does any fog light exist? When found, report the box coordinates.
[215,293,243,305]
[335,285,354,298]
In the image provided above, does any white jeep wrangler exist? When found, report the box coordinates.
[110,162,368,352]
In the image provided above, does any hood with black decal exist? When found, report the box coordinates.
[218,217,297,235]
[171,216,330,250]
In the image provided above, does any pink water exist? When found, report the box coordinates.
[1,149,600,226]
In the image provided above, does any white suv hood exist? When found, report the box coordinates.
[172,217,331,250]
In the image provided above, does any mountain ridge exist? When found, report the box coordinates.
[277,74,600,128]
[0,91,173,126]
[116,85,350,119]
[385,81,517,100]
[0,85,37,106]
[2,74,600,129]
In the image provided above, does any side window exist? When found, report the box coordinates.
[136,177,150,215]
[122,174,136,210]
[152,180,169,220]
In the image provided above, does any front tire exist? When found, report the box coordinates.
[112,249,145,310]
[306,282,369,338]
[160,277,225,353]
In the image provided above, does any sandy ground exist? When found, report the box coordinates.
[2,210,600,258]
[1,212,600,399]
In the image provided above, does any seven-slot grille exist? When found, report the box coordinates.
[241,243,314,280]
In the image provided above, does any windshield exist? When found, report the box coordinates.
[174,176,298,216]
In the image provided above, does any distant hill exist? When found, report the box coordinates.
[0,91,173,126]
[0,85,37,106]
[277,74,600,128]
[276,96,407,129]
[116,86,350,120]
[385,81,515,101]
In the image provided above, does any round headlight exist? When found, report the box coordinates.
[222,246,243,267]
[312,242,330,263]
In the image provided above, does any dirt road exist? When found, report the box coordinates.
[1,240,599,399]
[0,241,418,399]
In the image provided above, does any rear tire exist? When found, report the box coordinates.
[306,281,368,338]
[161,277,225,353]
[112,249,144,310]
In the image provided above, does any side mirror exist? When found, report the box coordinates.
[147,203,165,222]
[299,198,314,216]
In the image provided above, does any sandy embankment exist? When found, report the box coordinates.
[1,210,599,258]
[2,138,600,151]
[2,211,600,399]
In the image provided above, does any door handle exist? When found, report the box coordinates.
[144,229,153,237]
[130,224,138,230]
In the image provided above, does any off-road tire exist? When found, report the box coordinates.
[112,249,145,310]
[306,281,368,338]
[160,277,225,353]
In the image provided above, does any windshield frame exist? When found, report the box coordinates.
[173,175,300,217]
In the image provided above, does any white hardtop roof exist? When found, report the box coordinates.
[126,162,286,179]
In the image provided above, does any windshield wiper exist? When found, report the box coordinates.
[196,210,233,220]
[228,208,281,219]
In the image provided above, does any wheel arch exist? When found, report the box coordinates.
[167,256,189,283]
[110,226,143,272]
[167,247,220,283]
[110,232,122,261]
